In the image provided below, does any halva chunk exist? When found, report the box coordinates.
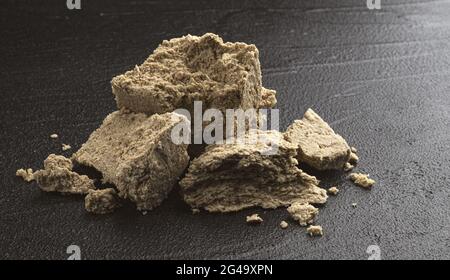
[85,188,121,214]
[284,109,351,170]
[111,33,276,115]
[287,202,319,226]
[180,130,328,212]
[73,110,190,210]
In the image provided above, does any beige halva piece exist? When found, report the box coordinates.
[180,130,328,213]
[73,110,190,210]
[111,33,276,115]
[284,109,351,170]
[33,154,95,194]
[287,202,319,226]
[85,188,121,214]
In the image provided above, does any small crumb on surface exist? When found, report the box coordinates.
[349,173,375,188]
[246,213,263,224]
[142,211,148,215]
[280,221,289,229]
[352,203,358,208]
[192,208,200,214]
[344,162,354,172]
[327,187,339,195]
[16,168,34,182]
[287,202,318,226]
[62,144,71,151]
[50,134,58,139]
[351,147,357,153]
[306,225,323,237]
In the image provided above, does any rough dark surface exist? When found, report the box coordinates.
[1,0,449,260]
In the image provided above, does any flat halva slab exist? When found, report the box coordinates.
[284,108,351,170]
[111,33,276,115]
[180,130,328,212]
[73,110,190,210]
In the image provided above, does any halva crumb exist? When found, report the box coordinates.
[327,187,339,195]
[287,202,319,226]
[306,225,323,237]
[16,168,35,182]
[62,144,71,151]
[50,134,58,139]
[280,221,289,229]
[349,173,375,188]
[246,214,263,224]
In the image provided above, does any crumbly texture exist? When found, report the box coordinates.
[73,110,190,210]
[246,214,263,224]
[280,221,289,229]
[111,33,276,115]
[287,202,319,226]
[349,173,375,188]
[344,162,354,172]
[33,154,95,194]
[50,134,58,139]
[306,225,323,237]
[16,168,35,182]
[284,108,351,170]
[348,152,359,165]
[85,188,121,214]
[327,187,339,195]
[62,144,71,151]
[180,130,328,212]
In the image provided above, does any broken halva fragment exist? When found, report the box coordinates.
[85,188,121,214]
[246,214,263,224]
[16,168,35,182]
[33,154,95,194]
[306,225,323,237]
[287,202,319,226]
[180,130,328,213]
[111,33,276,115]
[73,110,190,210]
[284,108,351,170]
[349,173,375,188]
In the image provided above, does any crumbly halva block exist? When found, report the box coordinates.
[73,110,190,210]
[284,108,351,170]
[246,214,263,224]
[85,188,121,214]
[349,173,375,188]
[111,33,276,115]
[16,168,35,182]
[180,130,328,212]
[306,225,323,237]
[287,202,319,226]
[34,154,95,194]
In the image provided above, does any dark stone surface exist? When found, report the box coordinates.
[1,0,449,259]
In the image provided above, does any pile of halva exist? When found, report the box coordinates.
[17,33,374,235]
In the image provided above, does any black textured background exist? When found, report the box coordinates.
[1,0,449,260]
